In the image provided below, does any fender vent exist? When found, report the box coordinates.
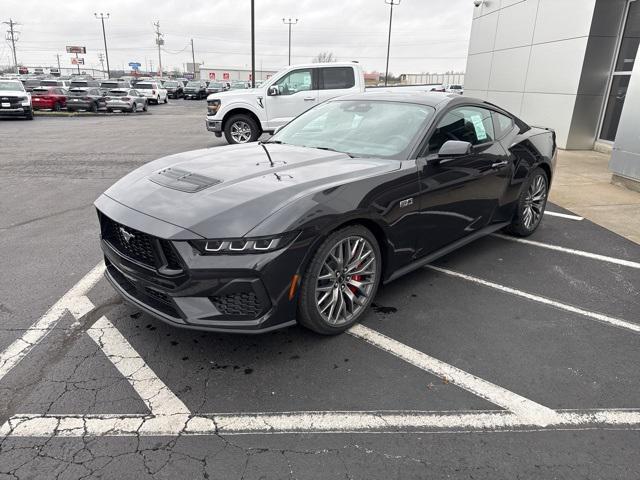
[149,167,221,193]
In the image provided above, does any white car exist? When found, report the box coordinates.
[446,84,464,95]
[0,79,33,119]
[134,81,168,105]
[206,62,365,144]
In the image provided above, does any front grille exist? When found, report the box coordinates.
[210,292,264,318]
[99,213,182,272]
[0,96,22,108]
[145,287,171,305]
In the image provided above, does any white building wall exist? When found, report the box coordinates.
[464,0,598,148]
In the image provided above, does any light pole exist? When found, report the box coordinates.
[94,13,111,78]
[251,0,255,88]
[282,17,298,66]
[384,0,400,86]
[153,21,164,77]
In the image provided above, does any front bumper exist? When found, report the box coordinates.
[206,117,222,132]
[95,196,306,333]
[0,106,31,117]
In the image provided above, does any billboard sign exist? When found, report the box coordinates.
[208,72,216,80]
[128,62,141,70]
[222,72,230,80]
[66,46,86,54]
[71,57,85,65]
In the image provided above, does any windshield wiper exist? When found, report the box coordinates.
[312,146,356,158]
[267,139,286,145]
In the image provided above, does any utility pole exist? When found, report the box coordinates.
[384,0,400,86]
[190,38,196,79]
[251,0,255,87]
[3,19,20,73]
[56,53,61,71]
[282,17,298,66]
[153,21,164,77]
[94,13,111,78]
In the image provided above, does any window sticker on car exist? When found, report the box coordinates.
[470,114,487,141]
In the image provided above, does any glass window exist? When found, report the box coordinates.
[492,111,514,139]
[271,100,434,159]
[600,75,630,141]
[615,1,640,72]
[428,106,495,153]
[320,67,355,90]
[275,69,312,95]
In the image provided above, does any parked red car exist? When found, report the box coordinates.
[31,87,67,111]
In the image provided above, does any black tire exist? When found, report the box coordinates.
[106,108,113,113]
[129,103,137,113]
[163,96,168,104]
[504,167,549,237]
[25,110,34,120]
[66,107,75,112]
[223,114,261,144]
[53,103,61,112]
[142,102,148,112]
[298,225,382,335]
[89,102,98,113]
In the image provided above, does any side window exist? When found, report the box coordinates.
[130,90,138,96]
[321,67,355,90]
[492,111,514,139]
[275,69,312,95]
[427,106,495,153]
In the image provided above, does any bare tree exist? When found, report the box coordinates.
[312,52,337,63]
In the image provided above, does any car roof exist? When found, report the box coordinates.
[334,90,475,108]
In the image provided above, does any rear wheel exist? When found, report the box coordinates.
[142,102,148,112]
[298,225,381,335]
[505,167,549,237]
[89,102,98,113]
[224,114,260,144]
[163,95,168,104]
[129,103,137,113]
[53,103,61,112]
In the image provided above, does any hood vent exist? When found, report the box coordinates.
[149,167,221,193]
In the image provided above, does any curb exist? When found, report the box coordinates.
[34,111,152,118]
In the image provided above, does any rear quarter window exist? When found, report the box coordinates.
[492,111,515,139]
[320,67,355,90]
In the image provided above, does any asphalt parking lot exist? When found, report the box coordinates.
[1,100,639,479]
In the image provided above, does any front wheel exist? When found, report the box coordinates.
[89,102,98,113]
[163,96,168,104]
[224,114,260,144]
[53,103,61,112]
[505,167,549,237]
[298,225,382,335]
[142,102,148,112]
[129,103,137,113]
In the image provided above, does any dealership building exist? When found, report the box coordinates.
[196,66,278,83]
[464,0,640,188]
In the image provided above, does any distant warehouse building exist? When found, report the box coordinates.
[198,66,279,83]
[463,0,640,188]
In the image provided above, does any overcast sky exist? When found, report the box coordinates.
[3,0,473,75]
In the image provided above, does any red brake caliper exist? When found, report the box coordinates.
[348,274,362,294]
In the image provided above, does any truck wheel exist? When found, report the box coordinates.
[224,114,260,144]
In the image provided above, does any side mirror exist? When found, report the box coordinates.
[268,85,279,96]
[437,140,471,157]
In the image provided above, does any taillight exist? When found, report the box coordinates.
[83,97,91,101]
[151,90,156,94]
[122,97,131,101]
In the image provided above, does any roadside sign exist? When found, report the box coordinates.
[223,72,230,80]
[208,72,216,80]
[66,46,86,54]
[128,62,141,70]
[71,57,85,65]
[18,66,28,74]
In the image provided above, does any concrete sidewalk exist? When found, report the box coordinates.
[549,150,640,244]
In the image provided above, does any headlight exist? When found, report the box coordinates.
[190,232,299,255]
[207,99,221,115]
[20,96,29,102]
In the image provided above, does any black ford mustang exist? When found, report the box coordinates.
[95,92,556,335]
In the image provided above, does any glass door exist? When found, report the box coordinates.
[600,0,639,142]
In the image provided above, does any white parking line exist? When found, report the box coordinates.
[87,316,189,416]
[493,234,640,270]
[348,324,561,426]
[3,408,640,436]
[0,262,104,382]
[544,211,584,221]
[427,265,640,333]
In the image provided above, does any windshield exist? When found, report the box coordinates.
[108,90,129,96]
[70,81,88,87]
[136,83,155,89]
[0,81,25,91]
[186,81,201,87]
[164,81,178,87]
[40,80,60,86]
[271,100,435,159]
[231,83,246,89]
[208,82,223,88]
[68,89,88,96]
[100,82,119,88]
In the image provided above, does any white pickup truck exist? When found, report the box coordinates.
[205,62,366,144]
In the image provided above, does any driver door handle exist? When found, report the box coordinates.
[304,97,316,101]
[491,160,508,169]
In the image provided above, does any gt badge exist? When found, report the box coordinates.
[399,198,413,208]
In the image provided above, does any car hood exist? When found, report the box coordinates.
[206,88,259,102]
[0,90,29,97]
[102,143,399,239]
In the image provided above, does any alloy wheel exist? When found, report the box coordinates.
[230,120,253,143]
[315,236,377,326]
[523,174,547,230]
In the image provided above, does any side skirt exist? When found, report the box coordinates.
[384,222,510,284]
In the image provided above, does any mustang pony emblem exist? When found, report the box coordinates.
[119,227,135,243]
